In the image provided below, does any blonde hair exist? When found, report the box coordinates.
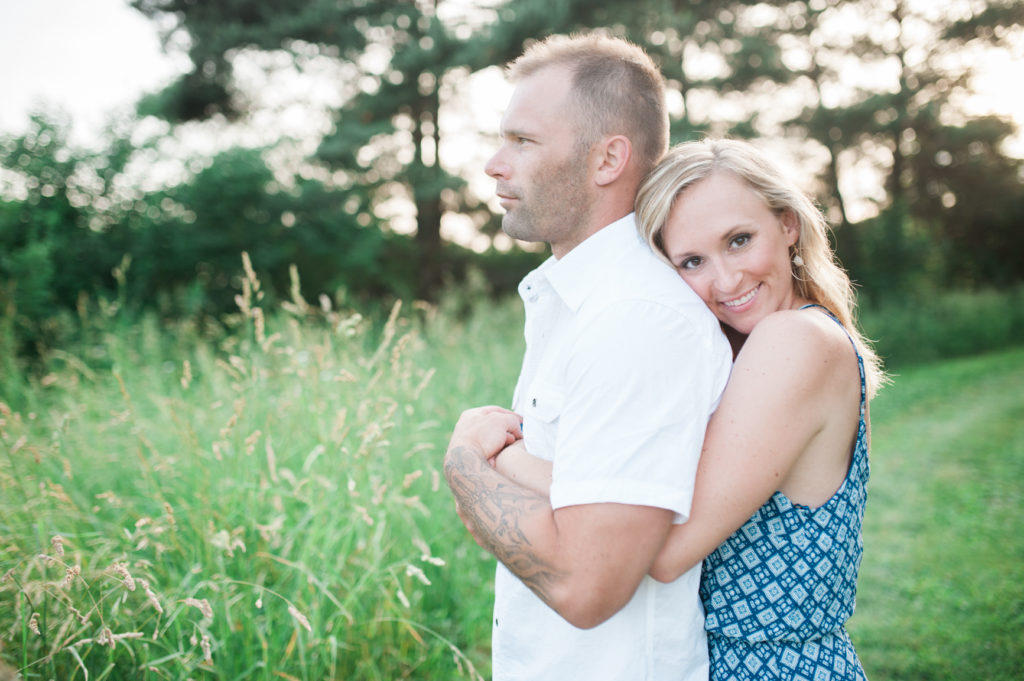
[508,33,669,177]
[636,138,886,397]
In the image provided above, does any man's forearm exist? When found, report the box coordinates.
[444,445,568,605]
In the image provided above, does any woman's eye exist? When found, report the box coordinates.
[679,257,702,271]
[729,233,751,249]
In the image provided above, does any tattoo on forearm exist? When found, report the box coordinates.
[445,446,568,604]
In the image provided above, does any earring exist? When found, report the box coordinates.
[792,252,805,268]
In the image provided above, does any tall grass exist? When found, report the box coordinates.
[0,262,522,680]
[2,268,1022,679]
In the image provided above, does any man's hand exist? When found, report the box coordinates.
[445,406,524,546]
[445,406,522,463]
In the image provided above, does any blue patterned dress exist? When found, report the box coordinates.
[700,306,870,680]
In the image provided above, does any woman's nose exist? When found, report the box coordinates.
[712,263,743,294]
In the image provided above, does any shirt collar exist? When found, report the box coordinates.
[545,214,641,312]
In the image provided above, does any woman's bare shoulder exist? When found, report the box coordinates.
[736,308,854,384]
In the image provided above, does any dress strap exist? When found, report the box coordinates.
[799,304,867,416]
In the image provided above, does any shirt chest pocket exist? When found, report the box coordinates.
[521,384,564,458]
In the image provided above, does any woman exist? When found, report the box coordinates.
[493,137,885,680]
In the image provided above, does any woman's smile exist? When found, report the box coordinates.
[721,284,760,309]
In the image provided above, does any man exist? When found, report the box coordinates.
[444,34,733,681]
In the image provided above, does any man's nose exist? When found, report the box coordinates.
[485,146,508,179]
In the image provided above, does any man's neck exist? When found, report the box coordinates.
[550,210,633,260]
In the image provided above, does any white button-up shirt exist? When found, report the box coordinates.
[493,214,733,681]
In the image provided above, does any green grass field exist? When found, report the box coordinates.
[1,288,1021,680]
[851,346,1024,680]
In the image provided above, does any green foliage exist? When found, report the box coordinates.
[128,146,409,313]
[860,286,1024,368]
[0,113,133,353]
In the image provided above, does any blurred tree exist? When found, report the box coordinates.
[129,0,1022,298]
[128,0,763,293]
[0,112,136,348]
[130,0,513,294]
[738,0,1024,289]
[132,146,418,314]
[909,115,1024,288]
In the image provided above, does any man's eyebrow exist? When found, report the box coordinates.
[502,127,535,139]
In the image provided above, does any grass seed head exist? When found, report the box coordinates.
[184,597,214,620]
[181,360,193,390]
[201,634,213,664]
[244,430,262,455]
[288,604,312,632]
[140,579,163,614]
[402,470,423,489]
[405,564,431,586]
[113,562,136,591]
[60,565,81,589]
[28,612,40,635]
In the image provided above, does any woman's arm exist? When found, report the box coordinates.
[649,311,849,581]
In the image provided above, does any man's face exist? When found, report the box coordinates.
[485,65,594,257]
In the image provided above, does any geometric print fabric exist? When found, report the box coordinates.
[707,628,867,681]
[700,306,870,679]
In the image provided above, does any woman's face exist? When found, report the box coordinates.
[661,171,804,336]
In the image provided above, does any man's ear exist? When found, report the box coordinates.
[593,135,632,187]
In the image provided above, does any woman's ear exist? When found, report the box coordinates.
[593,135,632,186]
[781,209,800,246]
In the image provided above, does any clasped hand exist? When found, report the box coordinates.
[444,406,525,550]
[446,405,523,463]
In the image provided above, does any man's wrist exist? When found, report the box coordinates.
[446,440,486,464]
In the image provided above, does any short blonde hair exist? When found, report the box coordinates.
[508,33,669,176]
[636,138,886,397]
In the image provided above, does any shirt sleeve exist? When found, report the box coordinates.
[548,299,726,521]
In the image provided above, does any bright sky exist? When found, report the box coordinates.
[0,0,188,144]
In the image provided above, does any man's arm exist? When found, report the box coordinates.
[492,440,553,497]
[445,442,568,605]
[445,420,673,629]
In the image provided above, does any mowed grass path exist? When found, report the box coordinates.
[851,346,1024,680]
